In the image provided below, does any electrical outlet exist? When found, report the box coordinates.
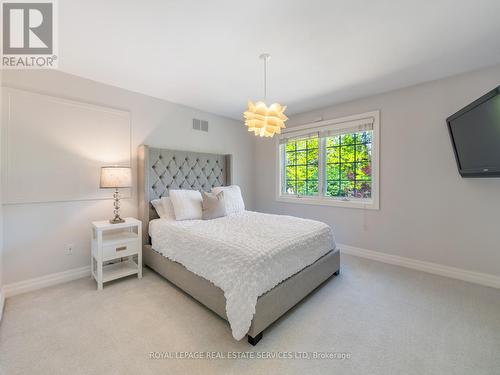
[65,244,74,255]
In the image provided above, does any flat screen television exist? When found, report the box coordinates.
[447,86,500,177]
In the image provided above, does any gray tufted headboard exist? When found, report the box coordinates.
[138,145,232,244]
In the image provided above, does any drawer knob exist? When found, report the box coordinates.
[116,246,127,251]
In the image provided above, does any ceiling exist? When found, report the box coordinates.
[59,0,500,120]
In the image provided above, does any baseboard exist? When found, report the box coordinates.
[3,265,91,298]
[2,246,499,300]
[339,244,500,289]
[0,287,5,322]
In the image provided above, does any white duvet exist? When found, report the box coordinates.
[149,211,335,340]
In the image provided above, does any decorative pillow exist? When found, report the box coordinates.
[151,199,166,218]
[169,189,203,221]
[211,185,245,214]
[160,197,176,220]
[151,197,176,220]
[201,191,226,220]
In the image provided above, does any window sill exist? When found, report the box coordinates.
[276,195,379,210]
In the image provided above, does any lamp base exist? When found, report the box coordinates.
[109,188,125,224]
[109,217,125,224]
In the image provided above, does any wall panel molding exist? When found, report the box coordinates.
[1,87,131,204]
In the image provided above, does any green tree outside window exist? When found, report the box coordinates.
[284,131,372,198]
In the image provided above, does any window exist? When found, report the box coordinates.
[277,111,379,209]
[285,138,319,196]
[325,131,372,199]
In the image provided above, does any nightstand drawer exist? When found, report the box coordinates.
[102,240,139,260]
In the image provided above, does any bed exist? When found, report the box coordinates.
[138,145,340,345]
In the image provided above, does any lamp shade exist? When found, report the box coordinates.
[244,101,287,137]
[100,167,132,188]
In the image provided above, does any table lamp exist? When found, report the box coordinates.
[100,166,132,224]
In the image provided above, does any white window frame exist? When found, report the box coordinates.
[275,110,380,210]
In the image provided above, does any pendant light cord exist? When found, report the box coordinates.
[260,53,270,101]
[263,56,267,100]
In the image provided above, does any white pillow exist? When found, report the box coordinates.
[151,197,176,220]
[169,190,203,221]
[160,197,176,220]
[211,185,245,214]
[151,199,166,218]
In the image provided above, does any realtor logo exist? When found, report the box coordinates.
[2,0,58,68]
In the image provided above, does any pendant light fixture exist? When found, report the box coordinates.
[244,53,287,137]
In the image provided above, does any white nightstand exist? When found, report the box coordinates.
[91,217,142,290]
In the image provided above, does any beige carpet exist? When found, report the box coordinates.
[1,254,499,375]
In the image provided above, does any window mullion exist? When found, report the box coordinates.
[318,137,326,196]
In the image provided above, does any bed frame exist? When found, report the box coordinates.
[138,145,340,345]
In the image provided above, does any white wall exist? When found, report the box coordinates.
[254,64,500,277]
[1,70,254,284]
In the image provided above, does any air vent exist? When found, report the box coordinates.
[192,118,208,132]
[192,119,201,130]
[201,120,208,132]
